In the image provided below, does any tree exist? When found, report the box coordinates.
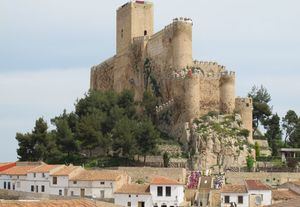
[16,118,50,161]
[254,142,260,157]
[112,118,138,160]
[163,152,170,167]
[76,111,107,158]
[248,85,272,134]
[51,118,80,163]
[136,119,159,164]
[282,110,298,146]
[289,120,300,148]
[246,156,255,172]
[265,114,282,156]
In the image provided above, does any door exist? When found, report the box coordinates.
[80,189,85,197]
[138,202,145,207]
[100,190,105,198]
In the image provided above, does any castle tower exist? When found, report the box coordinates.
[235,97,253,144]
[220,71,235,114]
[172,18,193,69]
[116,1,154,54]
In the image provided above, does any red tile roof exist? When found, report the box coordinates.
[0,199,120,207]
[151,176,183,185]
[0,165,38,175]
[245,180,271,191]
[70,170,124,181]
[265,197,300,207]
[272,189,300,201]
[28,164,63,173]
[0,162,16,172]
[115,184,151,195]
[221,184,247,193]
[50,165,82,176]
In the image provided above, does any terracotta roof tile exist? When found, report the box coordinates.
[50,165,82,176]
[70,170,124,181]
[0,199,120,207]
[221,184,247,193]
[264,197,300,207]
[272,189,300,201]
[115,184,151,195]
[245,180,271,191]
[28,164,64,173]
[151,176,183,185]
[0,162,15,167]
[0,165,38,175]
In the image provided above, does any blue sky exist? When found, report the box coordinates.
[1,0,300,162]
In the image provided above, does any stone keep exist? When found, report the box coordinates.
[90,1,253,143]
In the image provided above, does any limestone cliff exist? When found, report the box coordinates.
[187,113,253,172]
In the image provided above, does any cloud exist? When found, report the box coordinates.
[0,68,89,162]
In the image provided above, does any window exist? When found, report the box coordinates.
[36,185,38,193]
[121,29,124,38]
[144,30,147,36]
[136,195,138,197]
[238,196,243,204]
[12,184,15,190]
[166,186,171,197]
[129,194,131,197]
[73,181,77,185]
[157,186,163,196]
[41,185,45,192]
[127,202,131,206]
[31,185,34,192]
[33,173,36,178]
[7,182,10,190]
[100,181,105,185]
[224,195,230,203]
[71,191,74,196]
[4,182,6,189]
[53,177,57,185]
[42,173,45,178]
[59,190,62,196]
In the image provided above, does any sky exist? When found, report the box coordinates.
[0,0,300,162]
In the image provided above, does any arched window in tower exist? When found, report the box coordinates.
[121,29,124,38]
[144,30,147,36]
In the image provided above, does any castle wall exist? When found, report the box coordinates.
[235,97,253,144]
[198,77,221,115]
[220,72,235,114]
[146,19,193,74]
[172,20,193,70]
[90,57,115,91]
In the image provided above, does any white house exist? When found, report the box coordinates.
[221,184,249,207]
[221,180,272,207]
[26,164,64,194]
[244,180,272,206]
[150,176,185,207]
[68,169,130,199]
[0,165,38,192]
[48,165,84,196]
[114,184,152,207]
[114,176,185,207]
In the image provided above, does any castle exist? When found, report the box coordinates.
[90,1,253,145]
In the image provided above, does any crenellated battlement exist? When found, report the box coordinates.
[173,17,193,25]
[156,99,174,113]
[235,97,253,107]
[220,71,235,78]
